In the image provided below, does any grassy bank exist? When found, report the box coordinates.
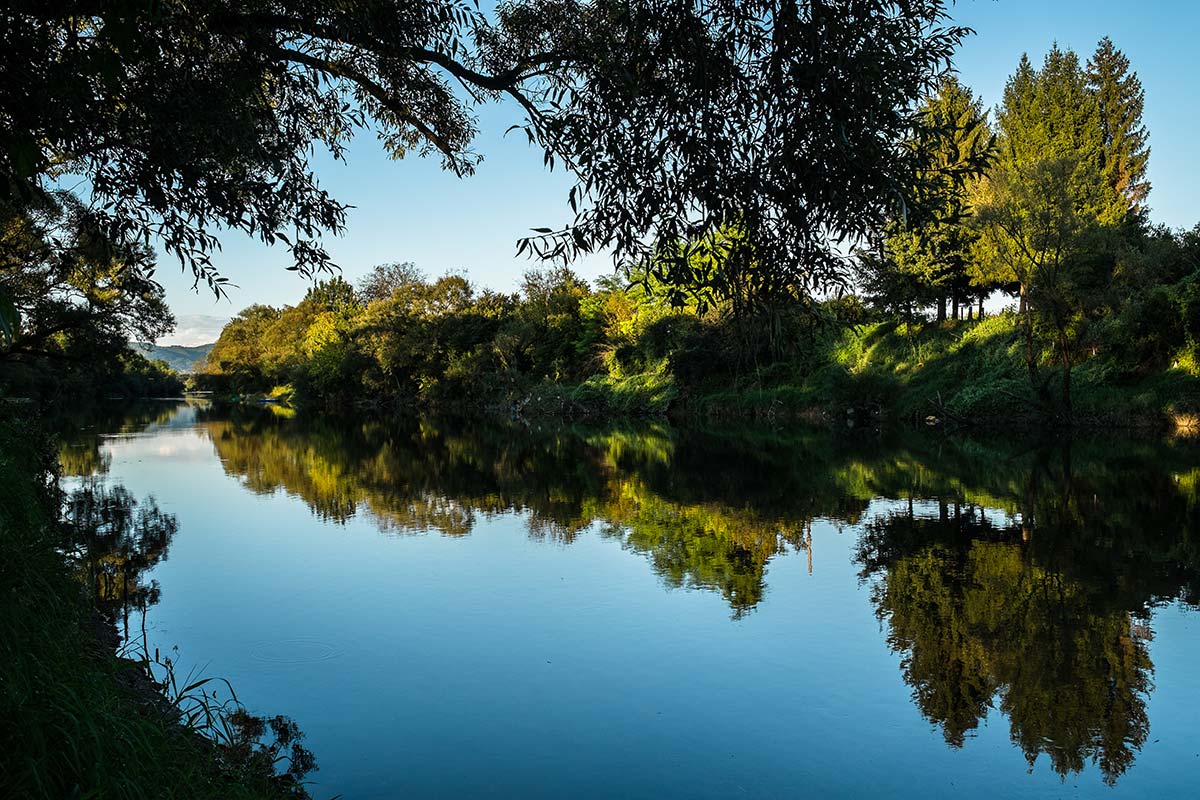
[0,416,312,800]
[527,312,1200,430]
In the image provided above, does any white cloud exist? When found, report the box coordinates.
[158,314,229,346]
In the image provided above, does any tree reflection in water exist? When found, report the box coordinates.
[61,480,178,640]
[858,444,1198,784]
[62,401,1200,783]
[859,508,1154,783]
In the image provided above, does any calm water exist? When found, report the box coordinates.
[59,400,1200,799]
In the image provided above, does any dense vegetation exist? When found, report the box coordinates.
[194,40,1200,427]
[0,187,185,400]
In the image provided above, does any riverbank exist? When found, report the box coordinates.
[0,416,312,800]
[520,313,1200,433]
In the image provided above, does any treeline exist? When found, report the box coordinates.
[857,39,1200,414]
[197,39,1200,424]
[196,262,758,413]
[1,0,971,417]
[3,347,185,402]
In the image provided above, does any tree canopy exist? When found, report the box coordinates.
[1,0,968,303]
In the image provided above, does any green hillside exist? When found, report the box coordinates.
[132,342,214,374]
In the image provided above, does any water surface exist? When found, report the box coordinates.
[59,401,1200,799]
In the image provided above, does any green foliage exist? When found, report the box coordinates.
[966,41,1158,415]
[682,311,1200,425]
[196,240,1200,426]
[112,351,186,398]
[852,38,1175,423]
[1087,37,1151,213]
[0,188,180,399]
[510,1,970,312]
[2,0,970,312]
[185,33,1193,428]
[199,266,594,410]
[857,76,994,319]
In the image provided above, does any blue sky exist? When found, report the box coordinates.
[157,0,1200,344]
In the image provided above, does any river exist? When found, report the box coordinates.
[58,400,1200,799]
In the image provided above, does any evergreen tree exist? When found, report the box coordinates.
[860,77,993,321]
[994,44,1115,221]
[975,45,1122,413]
[914,77,996,320]
[993,54,1040,166]
[1087,37,1152,214]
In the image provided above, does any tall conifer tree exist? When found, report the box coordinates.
[975,45,1120,411]
[859,77,993,321]
[1086,37,1151,214]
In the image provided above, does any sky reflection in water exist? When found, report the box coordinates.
[60,401,1200,799]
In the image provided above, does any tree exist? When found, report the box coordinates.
[1086,38,1151,216]
[202,305,281,390]
[853,243,928,323]
[357,262,424,305]
[973,46,1126,415]
[515,266,593,379]
[305,277,360,315]
[855,76,993,322]
[907,76,995,321]
[997,50,1092,164]
[518,0,971,313]
[0,189,173,366]
[973,156,1108,411]
[992,46,1114,212]
[1,1,969,312]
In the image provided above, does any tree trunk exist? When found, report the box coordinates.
[937,297,946,323]
[1058,326,1073,420]
[978,297,985,320]
[951,295,959,321]
[1020,283,1038,385]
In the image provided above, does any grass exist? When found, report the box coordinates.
[525,361,679,418]
[680,313,1200,428]
[0,415,315,800]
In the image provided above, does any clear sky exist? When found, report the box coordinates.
[156,0,1200,344]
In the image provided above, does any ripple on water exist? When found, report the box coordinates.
[249,638,344,665]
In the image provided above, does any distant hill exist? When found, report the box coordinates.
[132,342,215,374]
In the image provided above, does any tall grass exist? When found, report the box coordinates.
[685,313,1200,427]
[0,416,316,800]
